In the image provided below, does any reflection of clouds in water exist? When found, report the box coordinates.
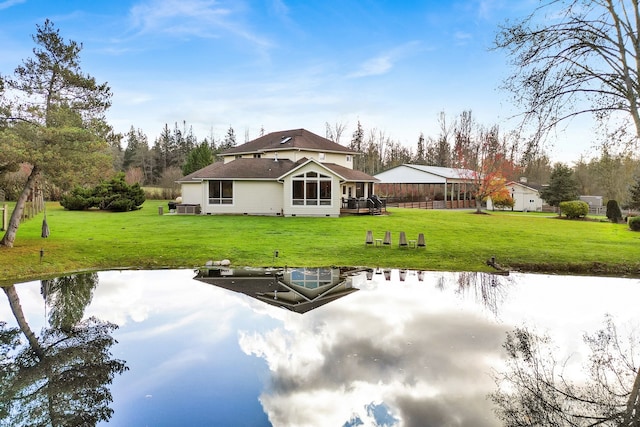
[87,269,240,332]
[6,268,640,426]
[0,279,49,331]
[239,274,509,427]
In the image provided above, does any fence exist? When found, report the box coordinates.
[392,200,472,209]
[0,187,45,230]
[0,204,7,231]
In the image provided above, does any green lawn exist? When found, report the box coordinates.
[1,201,639,284]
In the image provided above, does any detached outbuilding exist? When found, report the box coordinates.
[374,164,477,208]
[487,180,543,212]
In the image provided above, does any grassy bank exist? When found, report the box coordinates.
[1,200,639,284]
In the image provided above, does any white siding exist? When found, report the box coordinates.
[180,182,203,205]
[510,184,542,212]
[201,181,283,215]
[488,183,543,212]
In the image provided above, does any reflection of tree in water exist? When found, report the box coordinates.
[455,272,512,315]
[491,315,640,426]
[41,272,98,332]
[0,274,128,427]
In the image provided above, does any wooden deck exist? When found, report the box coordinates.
[341,197,387,215]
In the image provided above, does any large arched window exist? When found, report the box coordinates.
[292,171,332,206]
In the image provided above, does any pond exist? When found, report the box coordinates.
[1,268,639,426]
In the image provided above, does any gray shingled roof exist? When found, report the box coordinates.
[178,158,300,182]
[178,157,378,183]
[322,163,379,182]
[222,128,357,155]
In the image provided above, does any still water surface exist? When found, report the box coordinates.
[1,268,639,426]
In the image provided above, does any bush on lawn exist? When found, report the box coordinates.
[59,186,95,210]
[606,199,623,223]
[559,200,589,219]
[60,173,145,212]
[629,216,640,231]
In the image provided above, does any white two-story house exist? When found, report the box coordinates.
[177,128,379,217]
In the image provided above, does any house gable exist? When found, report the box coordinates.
[279,159,343,217]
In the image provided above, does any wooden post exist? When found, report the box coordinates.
[1,204,7,231]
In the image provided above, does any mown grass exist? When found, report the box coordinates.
[1,201,639,284]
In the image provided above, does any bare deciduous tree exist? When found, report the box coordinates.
[495,0,640,152]
[451,111,519,213]
[325,121,347,144]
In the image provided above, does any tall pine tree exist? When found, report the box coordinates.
[0,20,112,247]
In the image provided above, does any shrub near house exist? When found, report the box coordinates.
[60,173,145,212]
[559,200,589,219]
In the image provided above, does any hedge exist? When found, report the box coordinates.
[559,200,589,219]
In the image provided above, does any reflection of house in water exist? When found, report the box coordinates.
[194,267,359,313]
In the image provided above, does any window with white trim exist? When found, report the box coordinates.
[290,268,333,289]
[208,180,233,204]
[292,171,332,206]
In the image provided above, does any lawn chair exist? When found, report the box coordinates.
[365,230,374,246]
[383,231,392,246]
[399,231,408,247]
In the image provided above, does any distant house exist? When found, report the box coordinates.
[487,180,543,212]
[177,128,380,217]
[374,164,477,208]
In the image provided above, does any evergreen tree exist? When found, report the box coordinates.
[154,124,172,173]
[220,126,236,150]
[182,141,214,175]
[628,175,640,210]
[182,123,197,156]
[415,132,425,164]
[606,199,623,223]
[123,127,147,170]
[540,163,580,208]
[0,20,112,247]
[349,120,364,171]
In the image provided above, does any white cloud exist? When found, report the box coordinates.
[454,31,473,42]
[128,0,272,47]
[350,55,393,78]
[348,41,421,78]
[0,0,25,11]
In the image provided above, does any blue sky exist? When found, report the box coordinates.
[0,0,590,162]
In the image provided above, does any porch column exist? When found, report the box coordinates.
[443,181,448,204]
